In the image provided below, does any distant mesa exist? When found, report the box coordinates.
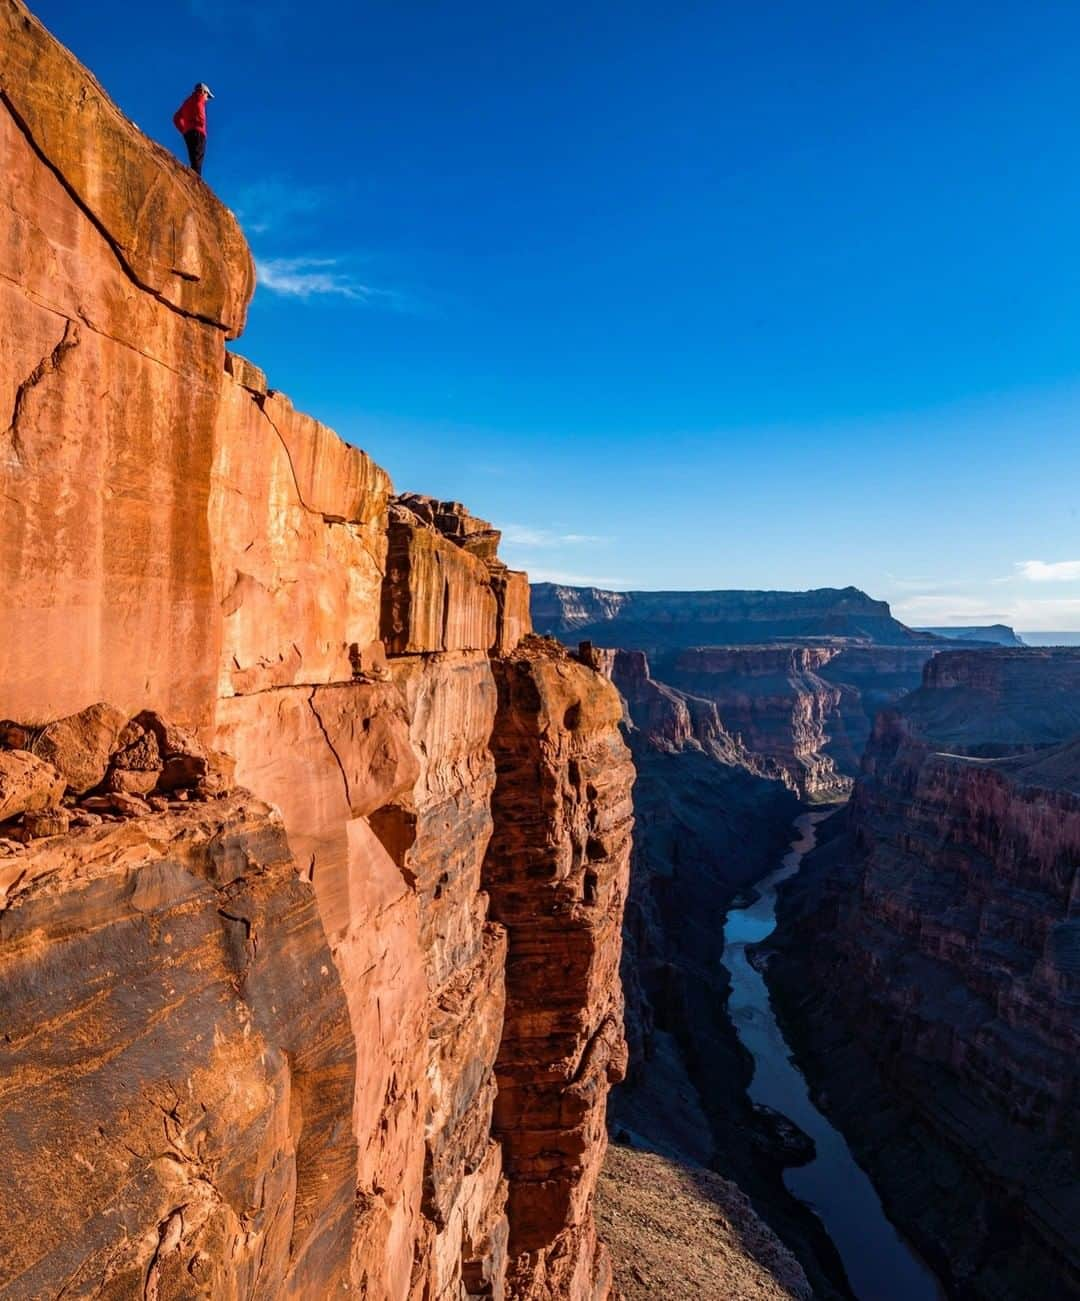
[531,582,928,651]
[916,624,1025,647]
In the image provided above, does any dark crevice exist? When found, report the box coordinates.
[252,393,348,528]
[307,689,352,809]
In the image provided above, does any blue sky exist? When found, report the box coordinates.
[38,0,1080,627]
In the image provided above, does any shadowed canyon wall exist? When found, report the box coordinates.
[0,5,630,1297]
[770,649,1080,1299]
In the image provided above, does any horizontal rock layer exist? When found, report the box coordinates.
[0,7,626,1299]
[654,642,939,800]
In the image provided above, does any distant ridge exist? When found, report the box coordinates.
[531,582,928,650]
[916,624,1024,647]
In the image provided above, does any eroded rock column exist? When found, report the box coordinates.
[483,638,634,1300]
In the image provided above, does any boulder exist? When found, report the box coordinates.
[31,703,127,794]
[197,749,236,797]
[0,751,65,822]
[130,711,206,762]
[12,808,71,842]
[110,729,161,771]
[108,792,151,818]
[106,727,162,794]
[106,768,160,796]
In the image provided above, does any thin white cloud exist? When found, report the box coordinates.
[883,573,973,593]
[502,524,608,548]
[893,595,1006,621]
[522,566,626,587]
[256,256,405,307]
[893,592,1080,630]
[1015,559,1080,583]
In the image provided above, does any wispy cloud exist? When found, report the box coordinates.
[256,256,406,308]
[1015,559,1080,583]
[893,595,1006,620]
[523,567,626,588]
[232,180,329,236]
[893,592,1080,630]
[883,574,973,594]
[502,525,609,548]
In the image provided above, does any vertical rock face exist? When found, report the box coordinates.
[770,649,1080,1299]
[0,7,630,1298]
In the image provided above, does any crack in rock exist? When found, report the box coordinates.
[5,318,80,462]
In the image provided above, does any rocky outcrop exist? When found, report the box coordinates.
[0,7,629,1298]
[654,642,943,800]
[1,796,358,1300]
[769,649,1080,1299]
[531,583,926,649]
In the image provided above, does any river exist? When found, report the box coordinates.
[721,812,945,1301]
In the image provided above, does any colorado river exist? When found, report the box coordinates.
[721,813,945,1301]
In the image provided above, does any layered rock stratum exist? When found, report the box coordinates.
[769,648,1080,1299]
[0,6,633,1297]
[536,586,951,799]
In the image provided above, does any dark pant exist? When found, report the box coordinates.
[184,129,205,176]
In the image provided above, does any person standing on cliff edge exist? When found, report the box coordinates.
[173,83,213,177]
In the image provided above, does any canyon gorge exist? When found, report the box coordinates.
[539,594,1078,1300]
[2,6,1077,1300]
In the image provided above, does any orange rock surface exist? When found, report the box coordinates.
[0,5,630,1298]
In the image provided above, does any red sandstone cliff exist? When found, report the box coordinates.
[0,6,630,1297]
[769,649,1080,1298]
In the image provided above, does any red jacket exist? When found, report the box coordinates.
[173,91,207,136]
